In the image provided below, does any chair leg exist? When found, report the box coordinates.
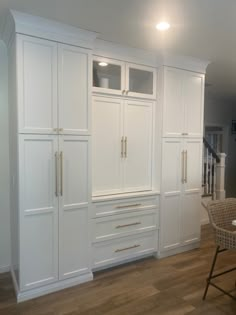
[203,245,220,300]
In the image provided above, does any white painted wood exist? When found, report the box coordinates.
[92,96,123,195]
[93,232,157,268]
[59,136,91,280]
[183,71,204,137]
[17,34,58,134]
[126,63,156,99]
[58,44,91,135]
[19,135,58,290]
[162,68,184,137]
[123,100,153,192]
[92,209,157,242]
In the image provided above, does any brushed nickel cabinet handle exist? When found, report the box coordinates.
[126,90,129,95]
[121,137,124,157]
[181,150,185,183]
[53,128,58,132]
[124,137,127,157]
[59,128,63,132]
[115,244,140,253]
[60,151,63,196]
[122,90,125,95]
[115,203,142,209]
[116,222,141,229]
[55,152,58,196]
[185,150,188,183]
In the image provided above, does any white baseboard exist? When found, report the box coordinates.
[16,272,93,303]
[0,265,10,274]
[157,242,200,259]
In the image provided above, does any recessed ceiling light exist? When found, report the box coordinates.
[98,62,108,67]
[156,22,170,31]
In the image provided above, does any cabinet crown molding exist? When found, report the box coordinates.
[161,53,210,74]
[1,10,98,49]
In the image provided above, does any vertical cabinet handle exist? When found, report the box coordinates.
[121,137,124,157]
[55,152,58,196]
[124,137,127,157]
[181,151,185,183]
[60,151,63,196]
[185,150,188,183]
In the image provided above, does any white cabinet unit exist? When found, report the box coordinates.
[17,34,91,135]
[93,56,156,99]
[19,135,91,290]
[160,138,202,253]
[162,67,204,138]
[92,96,153,196]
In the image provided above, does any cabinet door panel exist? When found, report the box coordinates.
[184,72,204,137]
[184,139,202,192]
[19,135,58,290]
[123,100,153,192]
[17,35,57,134]
[182,191,200,244]
[58,45,90,135]
[163,68,184,137]
[92,96,123,195]
[59,136,90,279]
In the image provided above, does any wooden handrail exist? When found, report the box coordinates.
[203,137,220,163]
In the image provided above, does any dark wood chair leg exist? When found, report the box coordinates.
[203,245,220,300]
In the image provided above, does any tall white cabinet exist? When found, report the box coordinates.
[5,11,96,302]
[159,66,205,257]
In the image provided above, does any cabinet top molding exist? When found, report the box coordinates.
[1,10,98,49]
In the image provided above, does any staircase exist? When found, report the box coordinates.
[201,137,226,225]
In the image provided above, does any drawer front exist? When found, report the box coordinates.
[92,209,158,242]
[92,196,159,218]
[93,232,157,269]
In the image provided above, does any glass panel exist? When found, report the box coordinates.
[93,61,121,90]
[129,68,153,95]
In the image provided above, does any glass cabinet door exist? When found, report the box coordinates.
[126,63,156,99]
[93,58,124,95]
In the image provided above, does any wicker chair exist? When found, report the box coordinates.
[203,198,236,300]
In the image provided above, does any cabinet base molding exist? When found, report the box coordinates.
[157,242,200,259]
[12,272,93,303]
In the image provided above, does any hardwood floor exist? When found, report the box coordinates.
[1,225,236,315]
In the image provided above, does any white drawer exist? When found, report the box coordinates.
[92,209,158,242]
[92,196,159,218]
[92,232,157,269]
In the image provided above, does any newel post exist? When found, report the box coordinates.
[216,153,226,200]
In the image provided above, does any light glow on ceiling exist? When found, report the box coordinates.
[156,22,170,31]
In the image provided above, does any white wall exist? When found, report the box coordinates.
[0,40,11,272]
[204,93,236,197]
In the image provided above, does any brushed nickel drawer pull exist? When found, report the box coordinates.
[121,137,124,157]
[115,203,142,209]
[115,244,141,253]
[55,152,58,196]
[124,136,127,157]
[181,150,185,183]
[116,222,141,229]
[60,151,63,196]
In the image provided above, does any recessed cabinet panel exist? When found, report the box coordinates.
[184,72,204,137]
[58,45,90,135]
[123,100,153,192]
[17,35,57,134]
[163,68,184,137]
[92,97,123,195]
[59,136,90,279]
[182,192,200,244]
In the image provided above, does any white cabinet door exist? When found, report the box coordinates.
[181,139,202,244]
[183,71,204,137]
[126,63,156,99]
[160,138,182,251]
[58,44,91,135]
[17,35,57,134]
[59,136,90,280]
[162,68,184,137]
[123,100,153,192]
[19,135,58,290]
[92,96,123,196]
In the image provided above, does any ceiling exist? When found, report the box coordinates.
[0,0,235,103]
